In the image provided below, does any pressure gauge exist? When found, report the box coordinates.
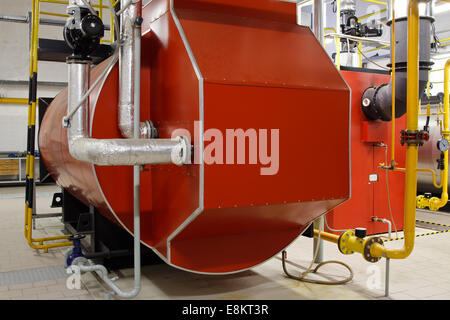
[437,138,450,152]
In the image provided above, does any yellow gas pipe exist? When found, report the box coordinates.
[420,61,450,210]
[370,0,420,259]
[415,61,450,211]
[314,0,424,261]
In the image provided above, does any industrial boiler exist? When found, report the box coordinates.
[39,0,351,274]
[29,0,444,300]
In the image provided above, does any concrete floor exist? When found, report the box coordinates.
[1,185,450,300]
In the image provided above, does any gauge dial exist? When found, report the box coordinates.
[437,138,450,152]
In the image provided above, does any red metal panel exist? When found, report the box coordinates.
[174,0,297,24]
[171,199,344,273]
[176,4,347,91]
[202,83,349,208]
[326,70,406,235]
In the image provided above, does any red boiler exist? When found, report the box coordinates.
[39,0,351,274]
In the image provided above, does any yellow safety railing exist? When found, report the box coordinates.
[24,0,73,252]
[328,0,388,69]
[0,98,29,104]
[24,0,117,252]
[358,9,387,22]
[358,0,387,5]
[39,0,114,43]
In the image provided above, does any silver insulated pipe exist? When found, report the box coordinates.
[66,59,190,166]
[118,0,152,139]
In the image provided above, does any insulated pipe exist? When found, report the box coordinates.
[361,16,433,121]
[66,60,190,166]
[118,0,152,139]
[70,0,147,299]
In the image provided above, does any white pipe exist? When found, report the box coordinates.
[118,0,151,139]
[70,2,147,299]
[372,217,391,297]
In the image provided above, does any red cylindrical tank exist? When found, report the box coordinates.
[39,0,351,274]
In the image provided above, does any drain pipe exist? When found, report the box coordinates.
[372,217,391,297]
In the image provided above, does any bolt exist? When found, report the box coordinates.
[136,16,143,25]
[362,98,371,107]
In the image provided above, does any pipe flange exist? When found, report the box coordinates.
[171,136,191,166]
[363,236,384,263]
[141,120,158,139]
[338,230,359,255]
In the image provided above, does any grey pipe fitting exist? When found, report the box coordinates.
[361,16,434,122]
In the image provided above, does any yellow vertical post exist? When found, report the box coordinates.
[371,0,420,259]
[358,42,362,67]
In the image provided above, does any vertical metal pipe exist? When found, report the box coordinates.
[313,0,324,264]
[313,0,324,46]
[132,5,142,296]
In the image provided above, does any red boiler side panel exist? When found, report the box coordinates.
[326,69,406,236]
[39,0,351,274]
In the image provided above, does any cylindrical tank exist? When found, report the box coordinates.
[39,0,351,274]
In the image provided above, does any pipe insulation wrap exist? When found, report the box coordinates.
[69,137,189,166]
[118,1,152,139]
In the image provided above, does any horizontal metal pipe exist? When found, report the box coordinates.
[0,14,110,29]
[0,14,27,23]
[69,137,188,166]
[313,229,340,243]
[0,98,29,104]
